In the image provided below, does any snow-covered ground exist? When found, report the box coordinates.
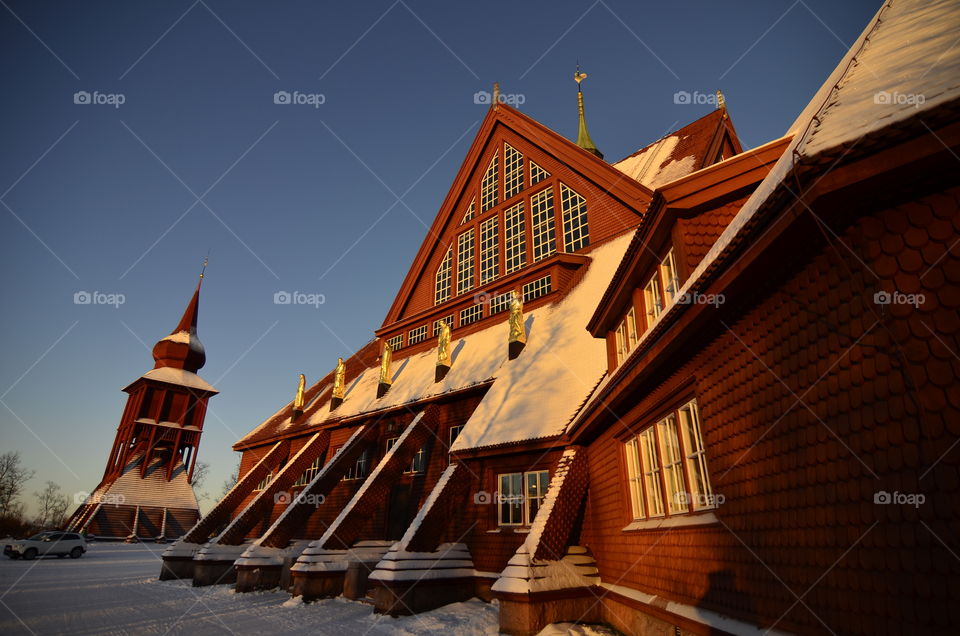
[0,543,500,635]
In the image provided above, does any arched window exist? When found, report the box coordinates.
[435,247,452,304]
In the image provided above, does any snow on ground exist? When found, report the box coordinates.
[0,543,499,635]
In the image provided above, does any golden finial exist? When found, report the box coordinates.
[574,62,587,87]
[199,252,209,280]
[716,89,726,111]
[377,341,393,398]
[508,289,527,359]
[574,63,603,159]
[436,321,452,381]
[331,357,346,409]
[292,373,306,418]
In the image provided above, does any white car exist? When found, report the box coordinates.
[4,531,87,560]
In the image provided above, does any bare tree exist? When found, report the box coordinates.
[220,455,241,498]
[35,481,69,529]
[191,461,210,501]
[0,451,34,515]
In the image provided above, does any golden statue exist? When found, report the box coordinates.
[378,341,393,397]
[293,373,306,412]
[508,290,527,360]
[509,290,526,344]
[438,322,452,368]
[332,357,346,401]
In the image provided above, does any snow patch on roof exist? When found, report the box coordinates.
[453,233,631,450]
[160,330,205,354]
[102,453,199,510]
[612,135,682,188]
[139,367,217,393]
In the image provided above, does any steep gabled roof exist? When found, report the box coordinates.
[382,102,654,327]
[611,108,742,190]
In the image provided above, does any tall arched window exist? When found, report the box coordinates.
[435,247,452,304]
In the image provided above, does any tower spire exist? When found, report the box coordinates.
[153,262,208,372]
[574,64,603,159]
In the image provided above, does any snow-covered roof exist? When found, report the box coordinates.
[158,329,205,355]
[580,0,960,426]
[137,367,217,393]
[101,453,199,510]
[612,109,731,189]
[256,234,629,452]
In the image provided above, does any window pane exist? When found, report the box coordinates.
[560,183,589,252]
[644,275,663,321]
[504,202,526,274]
[639,429,664,517]
[531,188,556,261]
[678,400,713,509]
[435,248,452,304]
[456,230,475,295]
[624,439,644,519]
[504,143,524,199]
[479,216,500,284]
[661,249,678,303]
[481,156,498,212]
[658,415,687,513]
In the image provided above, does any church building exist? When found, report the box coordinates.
[159,0,959,633]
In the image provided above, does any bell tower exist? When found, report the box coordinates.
[65,268,219,540]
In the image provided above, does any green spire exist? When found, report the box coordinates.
[574,65,603,159]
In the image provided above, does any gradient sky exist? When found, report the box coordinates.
[0,0,882,514]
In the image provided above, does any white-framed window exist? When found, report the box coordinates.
[498,470,549,526]
[386,437,426,474]
[456,230,475,295]
[529,160,550,185]
[638,428,664,517]
[489,291,512,315]
[294,456,322,487]
[343,447,371,480]
[644,274,664,323]
[460,303,483,325]
[623,399,714,520]
[254,472,273,492]
[481,156,498,212]
[448,424,464,447]
[615,306,638,366]
[530,187,556,262]
[658,415,686,514]
[433,315,454,336]
[461,196,475,224]
[522,275,551,301]
[479,216,500,284]
[435,247,452,305]
[504,143,524,199]
[504,201,526,274]
[624,438,645,518]
[677,400,713,510]
[559,183,589,252]
[386,334,403,351]
[661,249,679,304]
[408,325,428,345]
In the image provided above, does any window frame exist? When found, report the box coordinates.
[497,469,549,526]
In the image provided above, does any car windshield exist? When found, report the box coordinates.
[27,533,52,541]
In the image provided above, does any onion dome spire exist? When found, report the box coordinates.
[151,258,207,373]
[574,64,603,159]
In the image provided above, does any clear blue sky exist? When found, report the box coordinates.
[0,0,881,514]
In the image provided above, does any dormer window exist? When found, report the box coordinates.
[615,306,638,366]
[643,247,679,326]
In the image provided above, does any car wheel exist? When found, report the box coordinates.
[23,548,37,561]
[70,547,83,559]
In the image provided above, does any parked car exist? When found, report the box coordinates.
[4,531,87,560]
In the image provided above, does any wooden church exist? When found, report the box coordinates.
[159,0,959,633]
[66,277,216,540]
